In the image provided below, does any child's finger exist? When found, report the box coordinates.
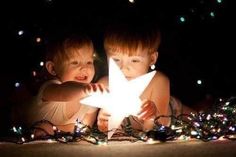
[98,113,111,121]
[140,99,148,108]
[91,83,97,92]
[137,99,148,115]
[137,100,153,115]
[139,111,155,120]
[98,123,108,132]
[83,84,92,96]
[97,83,106,93]
[97,119,108,132]
[137,110,147,119]
[98,83,109,93]
[138,100,156,120]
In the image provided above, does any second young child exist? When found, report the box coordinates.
[27,34,106,134]
[97,20,170,132]
[97,20,195,133]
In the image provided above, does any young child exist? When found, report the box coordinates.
[27,34,106,134]
[97,20,194,133]
[96,20,169,133]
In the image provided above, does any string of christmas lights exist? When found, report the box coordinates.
[3,96,236,145]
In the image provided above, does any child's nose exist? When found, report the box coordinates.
[120,61,129,70]
[78,63,88,70]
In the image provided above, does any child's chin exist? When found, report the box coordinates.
[75,79,89,83]
[125,77,133,80]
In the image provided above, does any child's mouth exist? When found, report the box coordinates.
[75,76,87,81]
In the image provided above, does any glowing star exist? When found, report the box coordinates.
[80,58,156,139]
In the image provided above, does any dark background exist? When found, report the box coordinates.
[1,0,235,134]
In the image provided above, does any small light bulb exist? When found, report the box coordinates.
[15,82,20,88]
[129,0,135,4]
[36,37,42,43]
[197,80,202,85]
[18,30,24,36]
[40,61,44,66]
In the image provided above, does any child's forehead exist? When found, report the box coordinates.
[108,48,149,57]
[67,46,94,56]
[60,48,94,63]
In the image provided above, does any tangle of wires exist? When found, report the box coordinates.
[3,97,236,144]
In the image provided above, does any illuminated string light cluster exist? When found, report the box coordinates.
[5,97,236,145]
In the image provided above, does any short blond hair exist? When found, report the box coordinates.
[46,35,94,67]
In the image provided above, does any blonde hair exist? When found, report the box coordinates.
[104,22,161,56]
[46,35,94,70]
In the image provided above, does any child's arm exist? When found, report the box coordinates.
[42,81,104,102]
[140,72,170,127]
[95,76,110,132]
[151,72,170,126]
[42,81,106,127]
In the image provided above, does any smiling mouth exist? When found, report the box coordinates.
[75,76,87,81]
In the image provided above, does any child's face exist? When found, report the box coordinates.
[58,48,95,83]
[108,49,153,80]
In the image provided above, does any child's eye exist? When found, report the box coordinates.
[131,59,140,63]
[87,61,94,65]
[71,61,79,65]
[113,58,120,62]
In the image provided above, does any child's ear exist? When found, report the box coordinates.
[45,61,57,76]
[150,51,158,65]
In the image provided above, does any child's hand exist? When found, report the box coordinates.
[81,83,108,98]
[137,99,157,120]
[85,83,108,94]
[97,109,110,132]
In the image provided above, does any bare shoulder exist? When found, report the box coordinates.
[152,71,170,85]
[142,71,170,109]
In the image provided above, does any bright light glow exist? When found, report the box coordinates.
[21,137,25,142]
[18,30,24,36]
[40,61,44,66]
[15,82,20,88]
[129,0,135,3]
[12,126,17,132]
[53,126,57,131]
[97,141,108,146]
[179,16,185,22]
[178,135,190,140]
[210,12,215,17]
[218,136,225,140]
[147,138,155,144]
[36,37,42,43]
[191,130,198,135]
[80,58,156,139]
[32,71,37,77]
[197,80,202,85]
[93,53,97,58]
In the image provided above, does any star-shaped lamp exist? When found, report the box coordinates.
[80,58,156,139]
